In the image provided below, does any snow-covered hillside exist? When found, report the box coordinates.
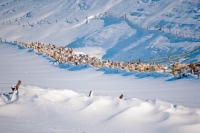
[0,0,200,133]
[0,0,200,61]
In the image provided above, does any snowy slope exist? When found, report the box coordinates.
[0,41,200,132]
[0,0,200,61]
[1,85,200,133]
[0,0,200,133]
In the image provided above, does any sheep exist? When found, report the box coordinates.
[171,62,189,76]
[93,59,102,68]
[189,62,200,77]
[121,62,131,71]
[101,60,110,67]
[12,40,200,77]
[158,64,168,73]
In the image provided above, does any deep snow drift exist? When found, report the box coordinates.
[1,85,200,133]
[0,0,200,133]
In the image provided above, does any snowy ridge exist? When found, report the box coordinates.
[1,85,200,133]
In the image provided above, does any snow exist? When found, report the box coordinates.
[0,0,200,133]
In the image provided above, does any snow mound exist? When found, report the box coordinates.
[0,86,200,133]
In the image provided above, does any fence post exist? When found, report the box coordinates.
[105,11,108,16]
[185,52,188,58]
[177,54,180,62]
[168,56,170,64]
[124,14,127,19]
[138,59,141,64]
[14,80,22,92]
[119,94,123,99]
[158,24,161,30]
[88,90,93,97]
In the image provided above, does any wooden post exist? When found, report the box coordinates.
[158,24,161,30]
[15,80,22,91]
[138,59,141,64]
[185,52,188,58]
[10,80,22,99]
[105,12,108,16]
[124,14,127,19]
[119,94,123,99]
[172,64,176,76]
[168,56,170,64]
[89,90,93,97]
[177,54,180,62]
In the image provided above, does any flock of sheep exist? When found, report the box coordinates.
[9,41,200,78]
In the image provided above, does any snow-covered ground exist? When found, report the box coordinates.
[0,0,200,133]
